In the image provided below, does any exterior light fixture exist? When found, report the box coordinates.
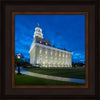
[17,54,21,75]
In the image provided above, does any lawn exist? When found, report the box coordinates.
[25,67,85,79]
[15,74,85,85]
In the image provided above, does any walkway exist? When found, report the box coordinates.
[15,67,85,84]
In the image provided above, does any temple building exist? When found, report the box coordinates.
[29,24,72,67]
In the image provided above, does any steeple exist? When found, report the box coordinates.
[33,23,43,39]
[37,23,39,27]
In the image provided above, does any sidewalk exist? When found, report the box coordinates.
[15,67,85,84]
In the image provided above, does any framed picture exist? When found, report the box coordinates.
[1,0,99,100]
[12,12,88,88]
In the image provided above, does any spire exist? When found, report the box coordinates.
[33,23,43,39]
[37,23,39,27]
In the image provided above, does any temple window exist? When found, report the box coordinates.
[55,62,57,64]
[51,52,53,56]
[45,56,48,59]
[40,41,42,43]
[46,43,47,45]
[59,54,61,57]
[55,53,57,56]
[59,62,61,67]
[40,60,42,64]
[50,61,53,64]
[45,51,47,55]
[40,50,42,54]
[45,60,47,64]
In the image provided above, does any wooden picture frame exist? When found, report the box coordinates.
[1,0,99,100]
[12,11,88,89]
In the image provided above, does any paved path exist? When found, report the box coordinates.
[15,67,85,84]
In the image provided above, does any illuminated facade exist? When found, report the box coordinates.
[29,24,72,67]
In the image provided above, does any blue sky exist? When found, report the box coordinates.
[15,15,85,63]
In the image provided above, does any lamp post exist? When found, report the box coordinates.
[17,54,21,75]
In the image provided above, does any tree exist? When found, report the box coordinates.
[53,45,55,47]
[72,62,84,67]
[64,48,66,50]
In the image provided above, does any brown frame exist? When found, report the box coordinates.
[12,12,88,88]
[1,0,99,99]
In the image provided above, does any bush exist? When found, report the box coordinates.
[72,62,84,67]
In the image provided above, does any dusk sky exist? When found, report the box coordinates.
[15,15,85,63]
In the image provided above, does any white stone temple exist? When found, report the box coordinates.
[29,24,72,67]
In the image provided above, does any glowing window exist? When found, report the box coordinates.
[40,41,42,43]
[66,55,68,58]
[59,62,61,67]
[46,43,47,45]
[40,50,42,54]
[45,60,47,64]
[45,56,48,59]
[63,54,64,57]
[51,57,52,59]
[50,61,53,64]
[55,53,57,56]
[59,54,61,57]
[51,52,53,56]
[40,60,42,64]
[45,51,47,55]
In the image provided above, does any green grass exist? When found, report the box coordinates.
[25,67,85,79]
[15,74,85,85]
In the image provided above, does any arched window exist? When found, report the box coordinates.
[45,60,47,64]
[45,56,48,59]
[45,51,47,55]
[59,62,61,67]
[40,50,42,54]
[51,52,53,56]
[40,60,42,64]
[50,61,53,64]
[55,53,57,56]
[46,43,47,45]
[63,62,64,67]
[59,54,61,57]
[51,57,52,59]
